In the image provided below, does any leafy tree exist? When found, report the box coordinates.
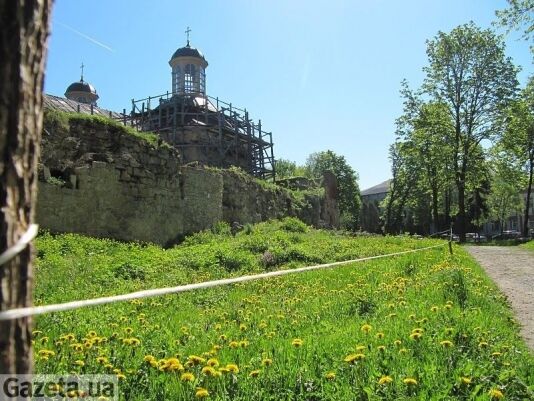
[495,0,534,53]
[487,148,524,234]
[499,77,534,236]
[422,22,518,241]
[274,158,306,179]
[305,150,361,230]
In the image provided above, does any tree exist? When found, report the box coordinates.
[499,77,534,237]
[274,158,306,180]
[422,22,518,241]
[495,0,534,53]
[305,150,361,230]
[487,148,524,234]
[0,0,52,374]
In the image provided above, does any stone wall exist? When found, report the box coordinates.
[37,112,338,245]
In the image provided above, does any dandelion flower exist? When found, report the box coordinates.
[360,324,372,334]
[377,345,386,352]
[292,338,303,347]
[403,377,417,386]
[478,341,489,348]
[394,340,402,346]
[201,366,216,376]
[491,352,502,357]
[226,364,239,374]
[344,353,365,364]
[440,340,453,348]
[378,375,393,385]
[116,373,126,381]
[409,332,422,341]
[206,358,219,367]
[73,360,85,367]
[488,388,504,399]
[229,341,239,349]
[460,377,471,385]
[180,372,195,382]
[195,387,209,398]
[249,369,261,378]
[376,332,385,339]
[325,372,336,380]
[261,358,273,367]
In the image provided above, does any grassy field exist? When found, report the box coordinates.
[521,240,534,251]
[33,219,534,400]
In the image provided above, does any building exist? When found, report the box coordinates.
[359,179,391,233]
[127,38,275,180]
[44,35,275,181]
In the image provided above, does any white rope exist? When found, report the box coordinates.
[0,243,446,321]
[0,224,39,266]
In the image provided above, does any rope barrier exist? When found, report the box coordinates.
[0,224,39,267]
[0,243,446,321]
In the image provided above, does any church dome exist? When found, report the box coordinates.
[170,45,208,65]
[65,80,97,95]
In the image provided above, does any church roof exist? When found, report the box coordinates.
[44,94,122,118]
[65,80,97,95]
[171,45,208,64]
[361,179,392,196]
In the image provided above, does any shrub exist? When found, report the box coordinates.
[280,217,308,233]
[112,262,146,280]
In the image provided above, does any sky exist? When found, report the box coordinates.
[44,0,532,190]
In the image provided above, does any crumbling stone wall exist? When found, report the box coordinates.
[37,113,338,245]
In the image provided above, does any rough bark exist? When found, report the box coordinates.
[0,0,52,374]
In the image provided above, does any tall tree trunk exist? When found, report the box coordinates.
[0,0,52,374]
[456,174,466,243]
[524,157,533,238]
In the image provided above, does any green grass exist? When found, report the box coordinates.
[33,219,533,400]
[44,109,172,150]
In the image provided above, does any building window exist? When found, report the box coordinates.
[172,66,181,93]
[184,64,196,93]
[199,67,205,94]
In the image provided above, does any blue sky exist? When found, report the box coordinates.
[44,0,532,190]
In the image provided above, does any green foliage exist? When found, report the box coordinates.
[280,217,308,233]
[495,0,534,50]
[32,223,533,400]
[211,221,232,236]
[45,176,66,187]
[305,150,361,230]
[43,110,172,150]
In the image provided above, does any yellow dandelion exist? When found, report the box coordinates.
[124,327,133,335]
[403,377,417,386]
[239,324,247,331]
[73,360,85,367]
[409,332,422,341]
[239,340,249,348]
[201,366,216,376]
[226,364,239,374]
[394,340,402,346]
[116,373,126,381]
[261,358,273,366]
[360,324,372,333]
[195,387,209,398]
[376,332,385,339]
[440,340,453,348]
[431,306,439,312]
[355,345,366,352]
[478,341,489,348]
[188,355,206,365]
[292,338,303,347]
[96,356,109,364]
[206,358,219,367]
[249,369,261,378]
[344,353,365,364]
[491,352,502,357]
[378,375,393,385]
[325,372,336,380]
[488,388,504,399]
[460,377,471,385]
[229,341,239,349]
[398,348,408,354]
[180,372,195,382]
[377,345,386,352]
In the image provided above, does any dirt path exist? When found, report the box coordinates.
[465,246,534,351]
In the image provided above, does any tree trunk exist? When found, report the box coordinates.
[456,174,466,243]
[524,157,533,238]
[0,0,52,374]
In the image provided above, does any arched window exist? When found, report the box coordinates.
[184,64,196,93]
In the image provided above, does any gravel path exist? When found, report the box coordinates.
[465,246,534,351]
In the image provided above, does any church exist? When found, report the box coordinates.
[44,32,275,180]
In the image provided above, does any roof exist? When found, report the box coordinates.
[361,179,392,196]
[170,44,208,64]
[43,93,123,119]
[65,80,97,95]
